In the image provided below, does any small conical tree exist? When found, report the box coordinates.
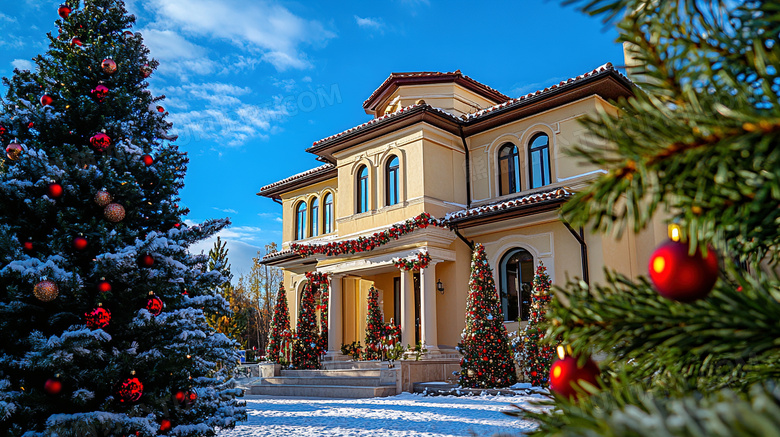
[292,283,319,369]
[517,262,555,387]
[365,286,383,360]
[265,283,290,363]
[458,244,518,388]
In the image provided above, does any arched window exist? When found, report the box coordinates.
[357,165,369,213]
[310,197,319,237]
[499,248,534,322]
[323,193,333,234]
[529,133,551,189]
[498,143,521,196]
[295,201,307,240]
[385,155,399,206]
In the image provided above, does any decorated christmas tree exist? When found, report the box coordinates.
[265,283,291,364]
[458,244,518,388]
[364,286,383,360]
[0,1,244,435]
[292,283,319,369]
[515,1,780,434]
[516,262,555,387]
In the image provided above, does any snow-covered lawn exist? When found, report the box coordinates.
[219,392,543,436]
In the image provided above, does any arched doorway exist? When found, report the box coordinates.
[499,248,534,322]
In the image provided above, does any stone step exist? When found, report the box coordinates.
[260,376,392,387]
[322,361,388,370]
[249,384,397,398]
[281,369,382,378]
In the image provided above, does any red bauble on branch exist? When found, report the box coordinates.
[40,95,54,106]
[57,4,72,19]
[90,132,111,151]
[22,240,34,254]
[91,84,109,102]
[97,278,111,293]
[141,154,154,166]
[47,182,63,199]
[549,355,600,399]
[174,389,197,407]
[70,37,82,47]
[138,253,155,268]
[159,419,172,432]
[44,377,63,395]
[146,292,163,316]
[73,235,88,251]
[6,143,23,161]
[648,240,719,302]
[116,375,143,403]
[101,58,117,74]
[140,63,152,78]
[85,305,111,329]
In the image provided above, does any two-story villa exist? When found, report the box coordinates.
[258,63,667,361]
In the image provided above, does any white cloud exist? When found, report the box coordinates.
[214,207,239,214]
[11,59,34,71]
[275,217,283,223]
[140,28,218,80]
[0,12,17,23]
[145,0,335,71]
[355,16,383,29]
[510,76,569,96]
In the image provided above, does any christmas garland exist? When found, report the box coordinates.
[393,252,432,271]
[304,271,329,355]
[290,212,448,257]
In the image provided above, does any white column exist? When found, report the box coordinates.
[325,274,347,360]
[420,262,440,356]
[400,269,414,348]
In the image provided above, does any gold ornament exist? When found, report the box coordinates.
[6,143,23,161]
[34,279,59,302]
[104,203,125,222]
[94,190,112,207]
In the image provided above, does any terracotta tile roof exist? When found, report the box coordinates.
[259,164,335,193]
[462,63,621,121]
[311,103,458,147]
[362,70,511,109]
[444,187,572,222]
[261,248,299,262]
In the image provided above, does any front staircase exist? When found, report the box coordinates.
[249,361,398,398]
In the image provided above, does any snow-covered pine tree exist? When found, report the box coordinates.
[0,1,244,434]
[292,283,319,369]
[364,286,383,360]
[516,262,555,387]
[458,244,518,388]
[514,1,780,434]
[266,283,291,363]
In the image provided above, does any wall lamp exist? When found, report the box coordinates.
[436,279,445,294]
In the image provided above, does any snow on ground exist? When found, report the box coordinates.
[219,392,545,436]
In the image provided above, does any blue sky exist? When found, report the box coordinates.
[1,0,624,280]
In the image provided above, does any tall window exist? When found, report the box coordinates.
[310,197,319,237]
[499,248,534,322]
[529,133,551,189]
[323,193,333,234]
[386,155,399,206]
[295,201,307,240]
[498,143,521,195]
[357,165,369,213]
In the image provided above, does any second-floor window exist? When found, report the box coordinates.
[310,197,319,237]
[323,193,333,234]
[498,143,521,196]
[386,155,399,206]
[295,201,307,240]
[357,165,369,213]
[529,133,551,189]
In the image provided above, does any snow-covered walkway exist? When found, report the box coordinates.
[218,392,542,436]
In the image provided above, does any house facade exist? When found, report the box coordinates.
[258,64,667,360]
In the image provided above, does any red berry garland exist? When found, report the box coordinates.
[393,251,431,271]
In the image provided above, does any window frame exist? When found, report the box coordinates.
[356,165,369,213]
[498,143,521,196]
[528,133,551,189]
[323,192,333,234]
[295,201,307,240]
[310,197,319,237]
[385,155,400,206]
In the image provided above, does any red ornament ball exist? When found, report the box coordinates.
[104,203,125,222]
[117,376,144,403]
[141,154,154,166]
[23,240,34,253]
[174,389,197,406]
[159,419,172,432]
[85,306,111,329]
[0,125,7,136]
[44,377,63,395]
[40,94,54,106]
[138,254,155,268]
[94,190,112,207]
[47,183,64,198]
[34,279,59,302]
[146,294,163,316]
[91,84,109,102]
[90,132,111,151]
[6,143,23,161]
[156,106,164,113]
[101,58,117,74]
[97,278,112,293]
[140,63,152,78]
[550,356,600,399]
[73,236,88,251]
[70,37,82,46]
[649,240,719,302]
[58,4,72,19]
